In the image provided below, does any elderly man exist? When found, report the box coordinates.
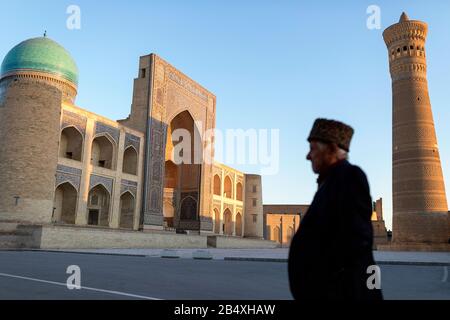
[288,118,383,300]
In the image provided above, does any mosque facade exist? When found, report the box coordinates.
[0,37,264,243]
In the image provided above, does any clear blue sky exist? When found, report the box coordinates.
[2,1,450,230]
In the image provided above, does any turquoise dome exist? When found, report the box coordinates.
[0,37,78,86]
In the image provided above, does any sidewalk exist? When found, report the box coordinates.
[11,248,450,266]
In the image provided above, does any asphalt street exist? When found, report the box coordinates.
[0,251,448,300]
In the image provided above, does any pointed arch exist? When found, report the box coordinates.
[54,182,78,225]
[59,126,83,161]
[213,174,221,196]
[179,195,198,221]
[122,145,138,175]
[235,212,242,237]
[91,134,116,169]
[224,175,232,198]
[214,208,221,234]
[164,109,202,232]
[119,191,135,229]
[55,180,78,192]
[223,208,233,235]
[272,226,281,244]
[236,182,243,201]
[87,184,111,227]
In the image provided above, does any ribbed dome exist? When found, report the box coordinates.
[0,37,78,86]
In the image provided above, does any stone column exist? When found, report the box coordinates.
[75,118,95,225]
[110,130,126,228]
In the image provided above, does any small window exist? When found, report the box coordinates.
[252,215,257,223]
[403,46,407,51]
[98,160,106,168]
[253,198,257,207]
[253,185,257,193]
[141,68,146,78]
[410,45,414,50]
[66,152,73,159]
[397,48,401,53]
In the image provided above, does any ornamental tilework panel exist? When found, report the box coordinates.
[125,133,140,153]
[121,179,138,197]
[95,122,120,144]
[55,165,82,191]
[61,110,87,136]
[89,174,114,195]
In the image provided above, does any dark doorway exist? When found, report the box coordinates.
[88,209,99,226]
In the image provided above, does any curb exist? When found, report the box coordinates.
[0,249,147,258]
[2,249,449,266]
[224,257,288,263]
[223,257,450,266]
[376,261,450,267]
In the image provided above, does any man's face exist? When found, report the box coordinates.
[306,141,333,174]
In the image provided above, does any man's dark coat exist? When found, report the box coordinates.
[288,160,383,300]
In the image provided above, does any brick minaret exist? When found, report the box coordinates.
[383,13,449,247]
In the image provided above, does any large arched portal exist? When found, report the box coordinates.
[119,192,135,229]
[87,184,111,227]
[53,182,78,224]
[163,110,202,232]
[59,127,83,161]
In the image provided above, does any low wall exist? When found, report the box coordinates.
[377,242,450,252]
[21,225,207,249]
[208,236,277,249]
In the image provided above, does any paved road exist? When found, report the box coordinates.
[0,251,448,300]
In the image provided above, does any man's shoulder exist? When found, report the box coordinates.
[336,161,368,180]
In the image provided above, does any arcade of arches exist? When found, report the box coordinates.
[52,106,144,231]
[263,205,307,246]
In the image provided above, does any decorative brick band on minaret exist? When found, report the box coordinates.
[383,13,449,246]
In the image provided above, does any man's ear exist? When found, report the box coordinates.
[328,143,339,154]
